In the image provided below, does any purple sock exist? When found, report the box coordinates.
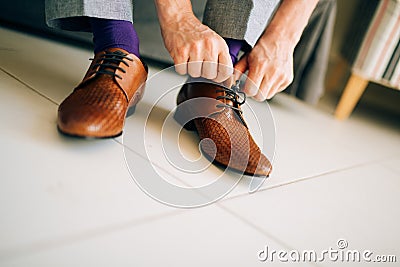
[90,18,140,57]
[224,38,245,64]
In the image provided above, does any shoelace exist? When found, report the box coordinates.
[90,50,133,79]
[215,80,247,113]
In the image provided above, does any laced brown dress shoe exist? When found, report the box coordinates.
[57,48,148,138]
[174,81,272,177]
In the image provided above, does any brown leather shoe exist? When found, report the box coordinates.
[174,81,272,177]
[57,48,148,138]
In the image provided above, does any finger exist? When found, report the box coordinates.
[278,74,294,92]
[233,54,248,81]
[172,50,189,75]
[243,68,262,96]
[266,86,280,99]
[223,75,234,88]
[266,73,290,99]
[277,81,289,94]
[175,64,187,75]
[174,56,188,75]
[266,79,283,100]
[187,45,204,77]
[187,59,203,78]
[254,91,266,102]
[215,50,233,83]
[253,77,271,101]
[202,59,218,80]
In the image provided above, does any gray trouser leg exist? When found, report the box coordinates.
[45,0,134,31]
[203,0,281,47]
[287,0,337,104]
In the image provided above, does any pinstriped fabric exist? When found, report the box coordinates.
[395,66,400,86]
[354,0,390,71]
[353,0,400,88]
[371,18,400,77]
[383,40,400,81]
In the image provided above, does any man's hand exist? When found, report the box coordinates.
[234,36,295,101]
[155,0,232,82]
[234,0,319,101]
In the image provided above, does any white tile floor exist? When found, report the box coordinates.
[0,26,399,266]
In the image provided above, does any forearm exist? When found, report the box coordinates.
[259,0,319,49]
[154,0,194,27]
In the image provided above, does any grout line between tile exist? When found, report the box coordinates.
[382,164,400,176]
[0,66,59,106]
[216,203,321,267]
[0,210,184,263]
[116,138,192,186]
[221,153,400,203]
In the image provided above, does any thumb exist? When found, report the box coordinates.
[233,54,249,82]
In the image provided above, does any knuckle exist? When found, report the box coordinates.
[174,56,186,66]
[191,41,202,51]
[205,38,216,49]
[175,48,188,59]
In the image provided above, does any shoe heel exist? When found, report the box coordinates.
[126,105,136,117]
[126,84,145,117]
[174,86,196,131]
[174,105,196,131]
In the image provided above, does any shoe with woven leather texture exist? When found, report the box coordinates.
[174,81,272,177]
[57,48,148,138]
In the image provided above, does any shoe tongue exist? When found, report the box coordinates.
[182,81,248,128]
[188,81,235,106]
[188,81,243,113]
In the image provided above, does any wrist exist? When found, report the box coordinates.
[259,26,298,52]
[259,0,319,50]
[155,0,195,27]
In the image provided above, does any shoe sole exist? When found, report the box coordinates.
[56,105,137,139]
[57,126,123,139]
